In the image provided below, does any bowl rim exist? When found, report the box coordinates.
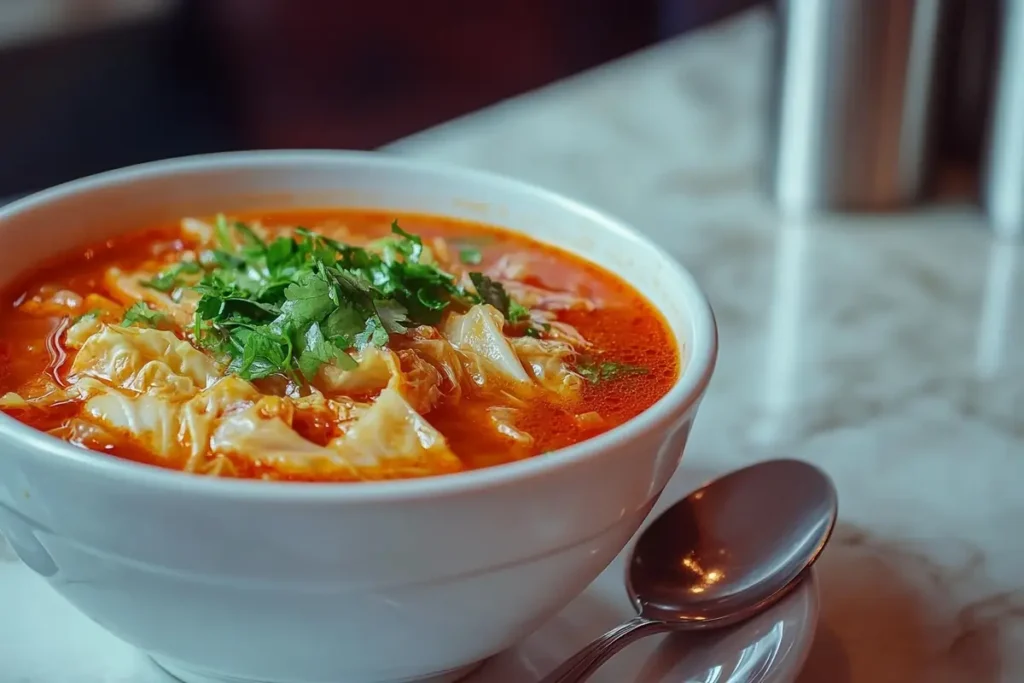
[0,150,718,503]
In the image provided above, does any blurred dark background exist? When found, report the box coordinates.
[0,0,758,198]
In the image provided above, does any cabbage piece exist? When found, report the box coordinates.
[500,280,596,312]
[211,405,358,478]
[70,325,222,399]
[48,417,121,450]
[392,326,465,404]
[104,267,198,328]
[328,387,463,478]
[511,336,584,400]
[0,392,27,409]
[486,253,533,281]
[487,406,535,447]
[82,384,187,463]
[528,310,592,348]
[442,304,531,389]
[574,411,605,430]
[181,217,216,245]
[316,346,397,396]
[66,315,104,349]
[289,390,369,441]
[393,350,444,414]
[16,285,84,318]
[176,376,266,468]
[80,375,270,468]
[316,345,446,414]
[79,374,368,476]
[181,216,274,250]
[0,371,75,408]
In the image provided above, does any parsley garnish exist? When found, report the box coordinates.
[468,272,530,322]
[73,309,104,324]
[190,219,479,382]
[459,247,483,265]
[122,302,166,328]
[576,357,648,384]
[141,260,202,292]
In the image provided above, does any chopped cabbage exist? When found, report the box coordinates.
[70,325,222,399]
[210,405,358,477]
[328,387,462,478]
[500,280,595,312]
[82,385,186,462]
[488,406,534,446]
[104,267,198,327]
[442,304,531,389]
[394,350,444,414]
[393,326,465,403]
[511,336,583,399]
[16,286,84,318]
[315,346,397,396]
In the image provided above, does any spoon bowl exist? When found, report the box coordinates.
[630,458,837,625]
[541,458,838,683]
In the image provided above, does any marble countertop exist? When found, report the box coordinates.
[4,7,1023,682]
[387,9,1024,682]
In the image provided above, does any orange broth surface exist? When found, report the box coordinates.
[0,210,680,480]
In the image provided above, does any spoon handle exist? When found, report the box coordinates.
[538,616,669,683]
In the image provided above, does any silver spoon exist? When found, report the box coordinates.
[539,458,838,683]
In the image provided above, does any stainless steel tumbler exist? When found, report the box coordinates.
[768,0,948,214]
[983,0,1024,238]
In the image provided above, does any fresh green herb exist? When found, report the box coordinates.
[468,272,508,312]
[459,247,483,265]
[214,213,234,252]
[190,219,476,382]
[468,271,531,323]
[233,221,266,249]
[141,260,202,292]
[576,357,648,384]
[507,298,531,323]
[73,309,104,324]
[122,302,166,328]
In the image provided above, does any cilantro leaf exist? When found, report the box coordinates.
[390,220,423,263]
[73,309,105,324]
[233,221,266,250]
[507,299,531,323]
[354,316,390,349]
[297,322,356,379]
[459,247,483,265]
[228,327,292,380]
[141,260,202,293]
[122,302,166,328]
[190,220,476,381]
[282,274,336,323]
[469,272,509,313]
[322,303,366,341]
[214,214,234,252]
[469,272,529,322]
[373,299,410,333]
[576,357,649,384]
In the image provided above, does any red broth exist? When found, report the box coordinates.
[0,210,680,480]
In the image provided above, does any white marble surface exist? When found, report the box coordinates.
[4,7,1024,683]
[393,9,1024,682]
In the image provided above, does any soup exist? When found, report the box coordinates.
[0,210,679,481]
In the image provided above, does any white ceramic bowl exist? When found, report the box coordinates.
[0,151,717,683]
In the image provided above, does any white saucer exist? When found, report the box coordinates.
[0,465,818,683]
[0,547,816,683]
[468,559,817,683]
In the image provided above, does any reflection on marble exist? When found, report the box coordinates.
[390,9,1024,681]
[4,7,1024,683]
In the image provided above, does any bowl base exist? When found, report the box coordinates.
[151,655,484,683]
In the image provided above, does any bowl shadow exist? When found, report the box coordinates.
[796,522,1004,683]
